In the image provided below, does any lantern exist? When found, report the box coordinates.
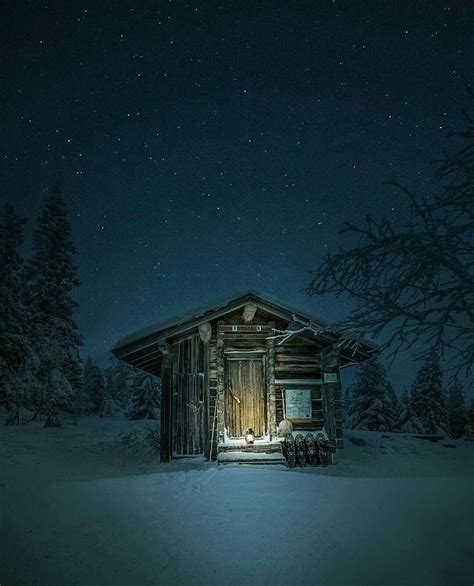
[245,428,255,444]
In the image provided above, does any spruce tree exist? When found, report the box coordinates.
[397,389,425,433]
[468,398,474,428]
[0,204,35,423]
[347,357,397,432]
[101,359,131,417]
[387,385,401,430]
[23,187,82,424]
[127,371,160,420]
[464,398,474,441]
[80,358,105,413]
[447,379,467,439]
[410,346,449,434]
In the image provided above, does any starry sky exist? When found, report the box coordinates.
[1,1,472,388]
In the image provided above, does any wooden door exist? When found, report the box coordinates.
[171,335,205,456]
[172,372,204,455]
[226,359,265,437]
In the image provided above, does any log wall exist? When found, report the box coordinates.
[273,338,324,432]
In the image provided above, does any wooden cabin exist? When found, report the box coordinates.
[112,290,377,462]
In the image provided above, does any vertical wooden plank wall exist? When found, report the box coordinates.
[170,334,206,456]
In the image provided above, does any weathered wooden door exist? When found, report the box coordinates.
[226,359,265,437]
[171,335,205,456]
[172,372,204,455]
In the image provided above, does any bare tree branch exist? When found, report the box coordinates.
[307,97,474,380]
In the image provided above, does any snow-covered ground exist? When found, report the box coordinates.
[1,414,473,586]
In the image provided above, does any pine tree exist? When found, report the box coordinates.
[387,385,401,430]
[465,398,474,441]
[43,368,74,427]
[101,359,132,417]
[347,357,397,432]
[447,379,467,439]
[397,389,425,433]
[0,204,36,423]
[127,371,160,420]
[80,358,105,413]
[468,398,474,428]
[411,346,449,435]
[23,187,82,424]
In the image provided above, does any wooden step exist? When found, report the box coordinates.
[217,451,287,466]
[217,442,283,454]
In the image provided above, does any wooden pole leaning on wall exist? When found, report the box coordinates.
[199,321,211,460]
[209,402,217,460]
[216,321,225,445]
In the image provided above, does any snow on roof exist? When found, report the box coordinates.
[112,289,378,356]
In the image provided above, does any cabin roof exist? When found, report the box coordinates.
[112,290,378,375]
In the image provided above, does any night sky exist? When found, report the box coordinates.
[1,2,472,388]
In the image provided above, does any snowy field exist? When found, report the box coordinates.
[1,415,473,586]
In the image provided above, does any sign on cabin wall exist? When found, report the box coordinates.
[285,389,312,423]
[323,372,338,383]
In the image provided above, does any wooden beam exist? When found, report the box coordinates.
[160,346,172,462]
[274,378,322,385]
[130,355,162,370]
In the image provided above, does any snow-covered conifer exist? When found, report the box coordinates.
[397,389,425,433]
[80,357,105,413]
[467,398,474,429]
[347,357,397,431]
[23,187,82,422]
[447,379,467,439]
[43,368,74,427]
[410,346,449,434]
[0,204,36,423]
[127,372,160,420]
[101,359,132,417]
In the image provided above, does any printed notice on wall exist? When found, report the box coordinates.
[285,389,312,422]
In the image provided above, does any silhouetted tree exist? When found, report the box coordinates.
[447,379,467,439]
[23,187,82,424]
[307,101,474,378]
[0,205,37,424]
[411,346,449,434]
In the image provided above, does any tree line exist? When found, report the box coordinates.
[344,347,474,439]
[80,356,160,420]
[0,187,159,426]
